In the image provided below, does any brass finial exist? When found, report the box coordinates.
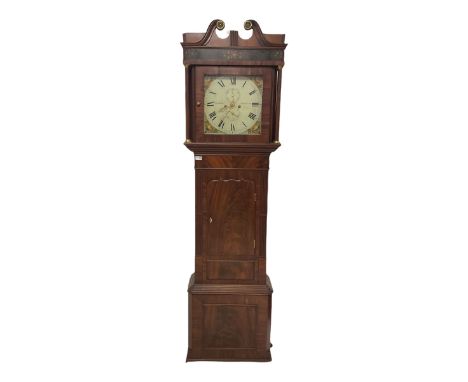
[244,20,253,30]
[216,20,225,30]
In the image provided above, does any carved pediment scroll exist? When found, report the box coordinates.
[182,19,287,66]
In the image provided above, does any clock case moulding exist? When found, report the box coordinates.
[182,19,286,362]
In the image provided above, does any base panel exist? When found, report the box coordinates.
[187,349,271,362]
[187,274,273,362]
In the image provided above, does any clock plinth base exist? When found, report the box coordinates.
[186,349,271,363]
[186,274,273,362]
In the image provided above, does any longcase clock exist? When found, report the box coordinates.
[182,19,286,362]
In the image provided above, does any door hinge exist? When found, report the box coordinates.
[253,193,257,202]
[253,239,256,249]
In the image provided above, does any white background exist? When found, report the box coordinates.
[1,1,467,381]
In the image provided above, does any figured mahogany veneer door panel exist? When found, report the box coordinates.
[205,260,256,281]
[196,157,268,284]
[203,304,256,349]
[205,179,256,258]
[187,291,272,361]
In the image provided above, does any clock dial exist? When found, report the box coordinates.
[204,75,263,135]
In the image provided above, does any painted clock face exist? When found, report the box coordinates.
[204,75,263,135]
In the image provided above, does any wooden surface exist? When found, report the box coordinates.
[194,155,269,285]
[187,274,272,362]
[183,20,285,362]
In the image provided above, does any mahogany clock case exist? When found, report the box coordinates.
[182,20,286,362]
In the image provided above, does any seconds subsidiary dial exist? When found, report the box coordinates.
[204,76,263,135]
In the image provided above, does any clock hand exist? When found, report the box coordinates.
[226,109,240,119]
[218,106,231,121]
[217,105,229,114]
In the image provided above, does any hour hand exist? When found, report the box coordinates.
[229,110,240,118]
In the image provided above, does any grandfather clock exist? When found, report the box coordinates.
[182,19,286,362]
